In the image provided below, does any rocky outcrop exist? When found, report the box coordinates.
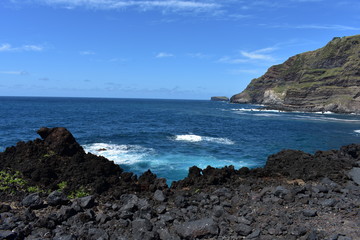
[211,96,229,102]
[1,128,360,239]
[0,127,166,198]
[231,34,360,113]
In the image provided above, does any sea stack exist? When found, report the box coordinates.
[230,34,360,114]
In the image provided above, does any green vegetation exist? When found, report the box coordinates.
[41,150,56,160]
[0,169,91,198]
[0,169,44,194]
[57,181,68,191]
[57,181,90,199]
[27,186,42,193]
[68,186,89,199]
[0,170,26,192]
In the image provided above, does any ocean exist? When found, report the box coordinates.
[1,96,360,183]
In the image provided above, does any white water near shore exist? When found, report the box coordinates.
[174,134,235,145]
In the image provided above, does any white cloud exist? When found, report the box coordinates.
[0,44,12,51]
[23,45,43,51]
[240,51,274,61]
[27,0,221,13]
[294,24,360,31]
[219,46,277,64]
[0,43,43,52]
[155,52,174,58]
[266,23,360,31]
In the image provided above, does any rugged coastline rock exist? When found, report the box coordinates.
[231,34,360,113]
[0,127,359,239]
[211,96,229,102]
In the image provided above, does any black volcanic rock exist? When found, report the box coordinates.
[0,127,127,195]
[37,127,84,156]
[1,128,360,240]
[231,34,360,113]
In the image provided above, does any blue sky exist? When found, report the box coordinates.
[0,0,359,99]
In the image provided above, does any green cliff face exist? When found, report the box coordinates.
[230,35,360,113]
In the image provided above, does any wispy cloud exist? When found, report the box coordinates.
[25,0,221,13]
[294,24,360,31]
[0,43,43,52]
[80,50,95,55]
[266,23,360,31]
[219,47,277,64]
[240,50,275,61]
[0,70,29,75]
[155,52,174,58]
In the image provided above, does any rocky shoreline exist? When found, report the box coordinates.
[1,128,359,239]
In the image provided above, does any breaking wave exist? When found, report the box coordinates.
[174,134,235,145]
[83,143,154,165]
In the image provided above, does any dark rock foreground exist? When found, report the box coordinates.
[0,127,359,239]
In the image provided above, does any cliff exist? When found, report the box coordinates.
[230,35,360,113]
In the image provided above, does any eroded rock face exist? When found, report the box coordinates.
[37,127,84,156]
[231,35,360,113]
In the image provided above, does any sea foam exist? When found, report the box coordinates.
[174,134,235,145]
[83,143,154,165]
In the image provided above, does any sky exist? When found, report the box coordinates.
[0,0,359,99]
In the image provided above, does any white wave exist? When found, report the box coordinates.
[174,134,235,145]
[175,134,202,142]
[253,113,279,117]
[354,130,360,134]
[83,143,154,165]
[231,108,283,113]
[293,115,360,123]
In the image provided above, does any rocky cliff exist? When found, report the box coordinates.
[230,35,360,113]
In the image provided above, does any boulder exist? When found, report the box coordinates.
[37,127,84,156]
[176,218,219,238]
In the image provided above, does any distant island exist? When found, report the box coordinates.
[231,34,360,114]
[211,96,229,102]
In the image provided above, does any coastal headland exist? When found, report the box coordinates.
[0,127,359,239]
[231,34,360,114]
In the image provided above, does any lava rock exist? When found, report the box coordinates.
[348,168,360,185]
[77,195,95,209]
[47,191,69,206]
[234,223,253,236]
[154,190,166,202]
[21,193,43,209]
[303,209,317,217]
[176,218,219,239]
[0,230,17,240]
[37,127,84,156]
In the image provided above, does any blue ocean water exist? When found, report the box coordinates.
[1,96,360,183]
